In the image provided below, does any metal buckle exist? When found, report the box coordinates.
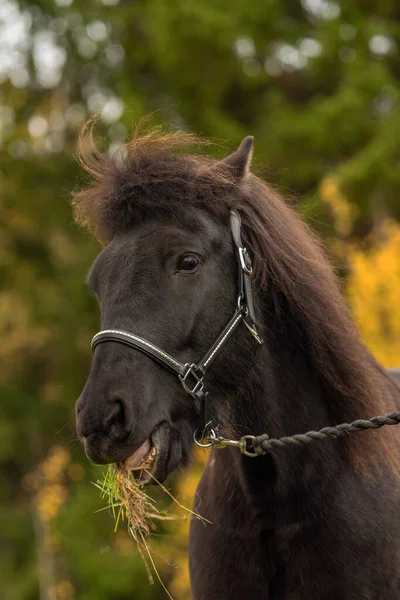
[238,247,253,276]
[179,363,204,395]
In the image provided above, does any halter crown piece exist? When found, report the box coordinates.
[91,210,263,444]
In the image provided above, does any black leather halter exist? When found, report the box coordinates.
[91,210,263,439]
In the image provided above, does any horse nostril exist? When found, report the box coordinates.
[103,399,129,439]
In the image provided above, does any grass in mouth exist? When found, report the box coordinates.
[93,461,209,599]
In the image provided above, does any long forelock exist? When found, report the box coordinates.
[72,119,237,243]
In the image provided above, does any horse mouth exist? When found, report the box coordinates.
[123,425,168,484]
[123,439,157,482]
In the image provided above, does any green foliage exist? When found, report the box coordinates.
[1,0,400,598]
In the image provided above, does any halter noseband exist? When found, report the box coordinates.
[91,210,263,440]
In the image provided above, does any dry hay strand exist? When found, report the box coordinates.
[93,462,210,598]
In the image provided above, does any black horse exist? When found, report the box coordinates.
[75,122,400,599]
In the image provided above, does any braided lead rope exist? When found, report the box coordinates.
[252,412,400,455]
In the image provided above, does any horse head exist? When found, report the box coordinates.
[75,131,259,483]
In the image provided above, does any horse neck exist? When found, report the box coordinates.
[232,295,343,441]
[220,307,355,519]
[211,284,399,527]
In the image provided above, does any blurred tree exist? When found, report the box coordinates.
[1,0,400,598]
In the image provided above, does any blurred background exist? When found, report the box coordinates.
[1,0,400,598]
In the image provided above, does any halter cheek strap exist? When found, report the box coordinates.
[91,210,263,439]
[230,210,256,325]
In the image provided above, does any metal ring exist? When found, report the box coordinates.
[193,423,214,448]
[194,431,213,448]
[239,435,261,457]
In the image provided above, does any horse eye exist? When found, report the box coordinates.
[177,255,201,272]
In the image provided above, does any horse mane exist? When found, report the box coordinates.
[73,119,399,469]
[239,177,399,463]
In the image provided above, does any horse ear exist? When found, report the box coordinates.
[221,136,254,180]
